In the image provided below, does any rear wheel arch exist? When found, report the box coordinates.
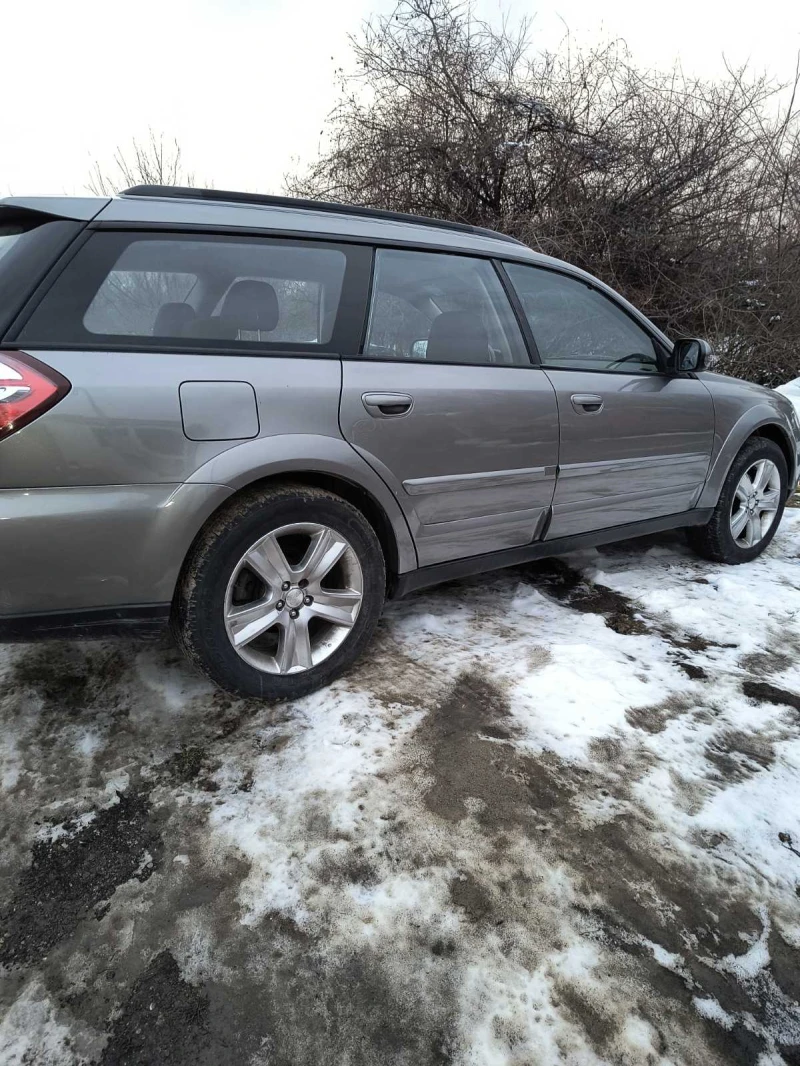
[172,481,387,699]
[175,471,401,602]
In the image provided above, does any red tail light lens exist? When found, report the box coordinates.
[0,352,70,440]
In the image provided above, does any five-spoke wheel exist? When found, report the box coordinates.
[224,523,364,675]
[688,437,787,564]
[729,458,782,549]
[173,484,385,699]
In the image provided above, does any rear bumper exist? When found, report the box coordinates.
[0,482,230,620]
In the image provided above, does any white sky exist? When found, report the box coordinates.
[4,0,800,199]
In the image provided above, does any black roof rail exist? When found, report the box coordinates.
[121,185,526,247]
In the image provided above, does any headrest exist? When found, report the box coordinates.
[426,310,490,364]
[152,302,196,336]
[220,280,279,332]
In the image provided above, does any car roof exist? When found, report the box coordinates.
[94,186,541,262]
[1,186,549,264]
[0,188,672,346]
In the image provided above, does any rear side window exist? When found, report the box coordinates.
[504,263,660,374]
[364,249,530,366]
[18,231,364,353]
[85,267,198,336]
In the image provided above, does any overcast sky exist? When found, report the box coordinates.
[4,0,800,199]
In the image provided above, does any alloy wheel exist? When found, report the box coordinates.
[223,523,364,675]
[729,458,782,548]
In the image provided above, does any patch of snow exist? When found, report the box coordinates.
[36,810,96,843]
[0,982,76,1066]
[693,995,735,1029]
[718,906,771,980]
[776,376,800,417]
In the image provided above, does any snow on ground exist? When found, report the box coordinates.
[2,509,800,1064]
[776,378,800,418]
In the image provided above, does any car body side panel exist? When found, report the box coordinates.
[544,370,715,539]
[339,362,560,567]
[1,351,416,620]
[0,351,343,488]
[696,372,800,505]
[0,483,230,615]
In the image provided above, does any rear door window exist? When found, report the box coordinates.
[17,231,368,354]
[364,248,530,365]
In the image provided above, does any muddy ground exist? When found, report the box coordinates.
[2,511,800,1065]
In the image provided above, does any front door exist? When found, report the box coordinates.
[503,262,714,539]
[339,248,560,567]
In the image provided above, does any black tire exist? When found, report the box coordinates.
[687,437,788,564]
[172,483,386,699]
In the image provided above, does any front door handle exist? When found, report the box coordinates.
[362,392,414,417]
[570,393,604,414]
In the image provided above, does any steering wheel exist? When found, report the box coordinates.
[606,352,659,371]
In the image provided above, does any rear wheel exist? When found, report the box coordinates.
[173,484,386,699]
[687,437,787,564]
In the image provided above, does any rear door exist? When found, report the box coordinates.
[504,262,714,539]
[339,248,560,567]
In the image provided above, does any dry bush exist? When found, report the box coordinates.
[290,0,800,386]
[88,131,194,196]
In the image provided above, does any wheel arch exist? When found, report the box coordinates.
[698,409,798,509]
[175,468,411,604]
[749,423,796,489]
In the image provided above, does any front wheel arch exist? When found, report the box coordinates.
[698,411,797,511]
[750,425,796,495]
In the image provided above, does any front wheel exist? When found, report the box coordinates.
[687,437,787,564]
[173,484,386,699]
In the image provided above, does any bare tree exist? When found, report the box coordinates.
[290,0,800,386]
[88,130,195,195]
[86,131,200,330]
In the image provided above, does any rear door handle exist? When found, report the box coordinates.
[362,392,414,417]
[570,393,604,414]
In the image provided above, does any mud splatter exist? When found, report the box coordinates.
[520,558,651,636]
[742,679,800,713]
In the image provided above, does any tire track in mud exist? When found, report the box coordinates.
[389,665,800,1064]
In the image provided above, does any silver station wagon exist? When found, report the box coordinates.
[1,186,798,698]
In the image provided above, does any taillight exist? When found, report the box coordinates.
[0,352,70,440]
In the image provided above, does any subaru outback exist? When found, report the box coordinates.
[1,186,798,698]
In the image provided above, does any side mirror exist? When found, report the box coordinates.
[670,337,712,373]
[411,339,428,359]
